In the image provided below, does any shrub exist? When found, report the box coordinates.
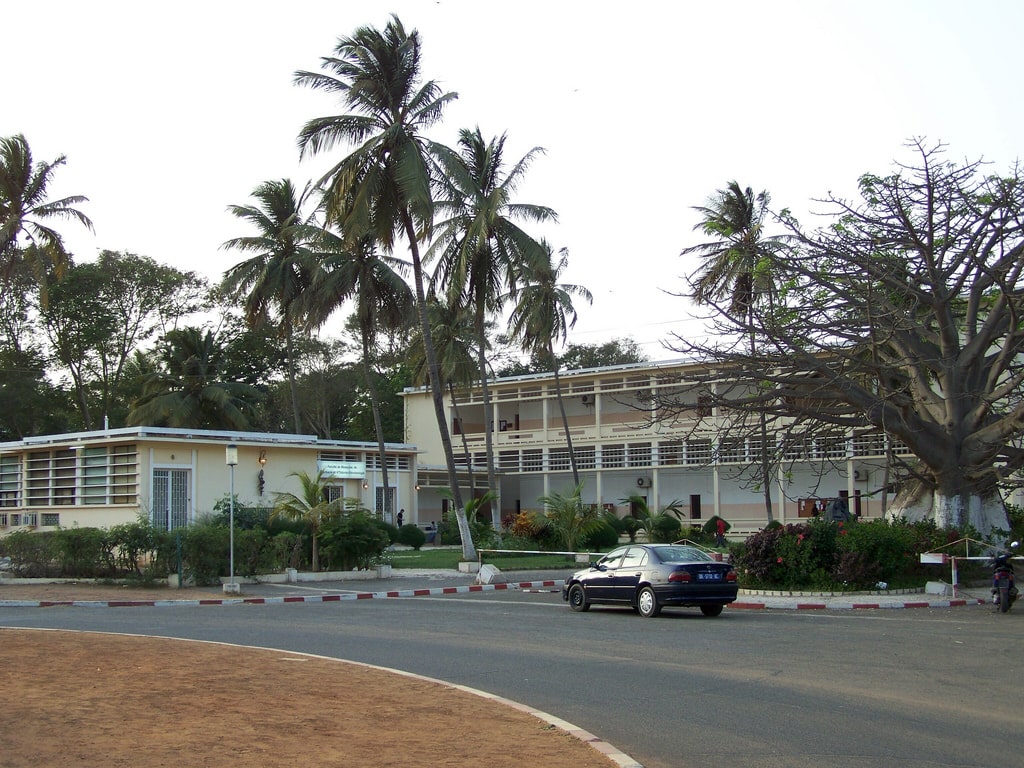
[319,511,390,571]
[376,520,400,545]
[0,529,58,577]
[582,520,620,550]
[181,522,230,585]
[652,514,682,543]
[108,520,159,576]
[397,524,427,550]
[53,527,109,578]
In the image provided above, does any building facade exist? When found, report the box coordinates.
[404,359,905,533]
[0,427,421,535]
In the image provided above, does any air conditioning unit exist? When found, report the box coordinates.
[581,394,594,406]
[853,469,868,481]
[636,477,652,488]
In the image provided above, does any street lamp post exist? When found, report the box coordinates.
[224,444,239,594]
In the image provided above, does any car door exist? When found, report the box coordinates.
[608,546,648,602]
[586,547,626,600]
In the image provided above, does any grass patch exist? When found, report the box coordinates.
[388,548,598,571]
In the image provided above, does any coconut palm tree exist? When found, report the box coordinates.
[429,128,556,500]
[301,229,414,520]
[220,178,321,433]
[271,469,342,572]
[406,293,483,496]
[681,181,783,522]
[294,16,477,560]
[0,134,93,298]
[126,327,261,430]
[508,241,592,486]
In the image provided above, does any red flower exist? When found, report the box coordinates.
[776,557,783,563]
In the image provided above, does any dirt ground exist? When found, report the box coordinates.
[0,585,620,768]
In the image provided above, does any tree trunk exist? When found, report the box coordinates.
[401,213,475,560]
[448,382,477,497]
[286,326,302,434]
[551,358,579,487]
[886,476,1010,536]
[474,298,497,502]
[361,322,389,522]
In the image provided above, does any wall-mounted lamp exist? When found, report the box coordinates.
[414,484,421,491]
[258,449,267,466]
[362,481,369,490]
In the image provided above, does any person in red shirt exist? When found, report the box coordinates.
[715,517,727,547]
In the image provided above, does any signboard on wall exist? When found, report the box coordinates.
[318,460,365,479]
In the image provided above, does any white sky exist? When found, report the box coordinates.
[5,0,1021,358]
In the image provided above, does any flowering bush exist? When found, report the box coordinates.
[734,517,971,590]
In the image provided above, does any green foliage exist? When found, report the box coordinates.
[582,520,620,550]
[211,496,273,530]
[52,526,110,578]
[397,523,427,550]
[539,484,602,551]
[376,520,400,545]
[702,516,731,536]
[651,514,683,543]
[108,520,159,576]
[0,529,57,577]
[319,509,390,571]
[180,522,230,586]
[736,517,972,590]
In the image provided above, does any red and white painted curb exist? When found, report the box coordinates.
[0,580,987,611]
[0,580,563,609]
[731,597,985,610]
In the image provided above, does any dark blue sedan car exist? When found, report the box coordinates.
[562,543,738,617]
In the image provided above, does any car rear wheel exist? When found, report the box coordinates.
[636,586,661,618]
[700,604,724,617]
[568,583,590,612]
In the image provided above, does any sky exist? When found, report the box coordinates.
[5,0,1022,359]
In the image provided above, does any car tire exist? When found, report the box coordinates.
[700,604,724,617]
[636,586,661,618]
[568,583,590,612]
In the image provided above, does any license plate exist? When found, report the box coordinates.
[697,572,719,581]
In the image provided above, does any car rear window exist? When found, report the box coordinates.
[656,546,713,563]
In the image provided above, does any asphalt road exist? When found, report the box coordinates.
[3,589,1022,768]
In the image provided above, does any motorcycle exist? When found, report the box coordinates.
[990,541,1020,613]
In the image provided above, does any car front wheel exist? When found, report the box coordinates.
[700,604,724,617]
[636,586,661,618]
[568,583,590,612]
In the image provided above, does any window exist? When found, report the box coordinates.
[628,443,651,468]
[685,439,712,465]
[602,444,624,468]
[522,450,543,472]
[575,446,596,470]
[41,513,60,527]
[0,454,20,507]
[550,448,570,471]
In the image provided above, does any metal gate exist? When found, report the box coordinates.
[152,469,191,530]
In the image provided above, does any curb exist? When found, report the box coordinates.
[0,579,563,609]
[730,597,985,610]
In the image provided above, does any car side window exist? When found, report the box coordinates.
[619,548,647,569]
[598,548,626,569]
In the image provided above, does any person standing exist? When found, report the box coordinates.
[397,509,405,528]
[715,517,727,548]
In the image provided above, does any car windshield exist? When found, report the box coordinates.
[654,546,713,563]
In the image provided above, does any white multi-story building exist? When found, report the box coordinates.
[404,358,903,533]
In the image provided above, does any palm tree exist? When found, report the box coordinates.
[271,469,342,572]
[0,134,93,298]
[220,179,321,433]
[429,128,557,501]
[301,230,414,520]
[127,327,261,429]
[507,241,592,486]
[621,493,685,543]
[538,483,601,552]
[294,16,476,559]
[681,181,783,522]
[407,293,482,496]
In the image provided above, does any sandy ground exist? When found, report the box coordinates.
[0,584,620,768]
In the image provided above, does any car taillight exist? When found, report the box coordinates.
[725,571,737,582]
[669,571,692,583]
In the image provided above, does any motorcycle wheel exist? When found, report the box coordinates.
[999,586,1010,613]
